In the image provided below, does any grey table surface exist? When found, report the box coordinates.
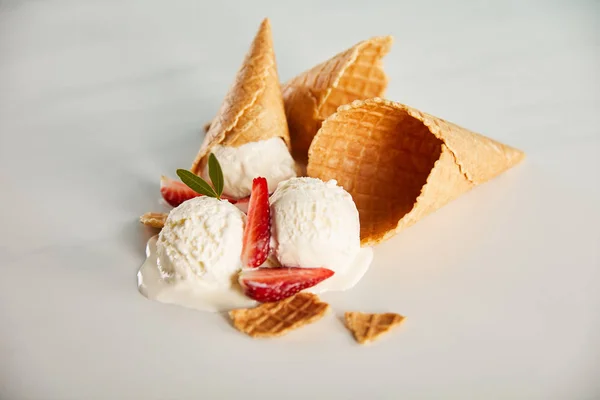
[1,0,599,399]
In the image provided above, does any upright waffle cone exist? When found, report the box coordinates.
[191,19,290,175]
[282,36,393,161]
[307,98,525,245]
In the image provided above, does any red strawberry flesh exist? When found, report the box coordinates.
[241,177,270,268]
[239,267,335,303]
[160,176,201,207]
[234,195,250,205]
[160,176,240,207]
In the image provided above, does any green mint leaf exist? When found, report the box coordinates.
[208,153,224,199]
[176,169,218,198]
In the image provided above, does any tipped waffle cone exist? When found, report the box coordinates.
[282,36,393,161]
[229,293,329,338]
[307,98,525,245]
[191,18,290,175]
[139,212,167,229]
[344,312,405,344]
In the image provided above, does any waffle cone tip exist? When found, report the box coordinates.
[190,17,289,175]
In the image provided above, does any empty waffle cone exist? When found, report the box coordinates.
[307,98,525,245]
[281,36,393,162]
[190,18,290,175]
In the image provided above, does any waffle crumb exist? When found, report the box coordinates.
[139,212,167,229]
[344,311,405,344]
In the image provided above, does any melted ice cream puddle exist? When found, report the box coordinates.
[138,236,257,312]
[138,237,373,312]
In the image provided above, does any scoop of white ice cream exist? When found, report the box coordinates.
[269,177,371,291]
[202,137,296,199]
[157,196,245,287]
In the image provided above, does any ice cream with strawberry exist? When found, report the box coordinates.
[138,194,258,312]
[267,177,373,293]
[239,177,373,300]
[139,153,373,310]
[137,19,372,311]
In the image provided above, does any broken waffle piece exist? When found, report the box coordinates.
[344,311,405,344]
[139,212,167,229]
[229,292,329,338]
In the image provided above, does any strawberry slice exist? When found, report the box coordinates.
[160,176,241,207]
[160,176,201,207]
[241,177,270,268]
[239,267,335,303]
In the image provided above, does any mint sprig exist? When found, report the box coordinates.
[176,153,225,200]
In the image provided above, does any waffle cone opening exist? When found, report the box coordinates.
[308,99,524,245]
[308,104,443,242]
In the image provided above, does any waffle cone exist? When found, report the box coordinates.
[190,19,290,175]
[282,36,393,162]
[307,98,525,245]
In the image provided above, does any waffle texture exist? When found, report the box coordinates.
[307,98,525,245]
[282,36,392,161]
[345,311,405,344]
[191,18,290,174]
[229,293,329,338]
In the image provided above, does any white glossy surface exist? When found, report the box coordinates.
[1,1,599,399]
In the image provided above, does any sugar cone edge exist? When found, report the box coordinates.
[314,36,393,119]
